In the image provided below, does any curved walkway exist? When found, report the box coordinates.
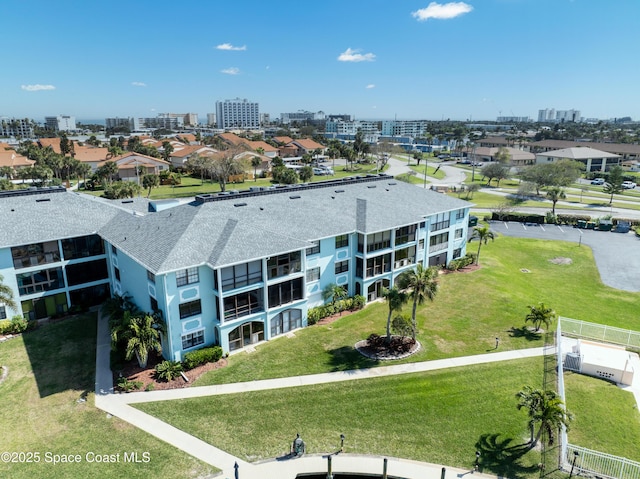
[94,311,547,478]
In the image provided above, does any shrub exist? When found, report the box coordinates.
[182,346,223,370]
[391,314,414,338]
[556,214,591,226]
[0,316,33,335]
[117,376,142,392]
[145,383,155,392]
[351,295,366,310]
[307,307,322,325]
[155,360,183,382]
[491,212,545,224]
[545,212,557,224]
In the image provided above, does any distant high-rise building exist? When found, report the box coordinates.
[0,118,35,137]
[538,109,556,122]
[496,116,530,123]
[556,109,581,123]
[215,98,260,130]
[381,120,430,137]
[44,115,76,132]
[280,110,325,124]
[105,117,135,131]
[161,113,198,126]
[206,113,216,127]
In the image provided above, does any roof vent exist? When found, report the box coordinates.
[35,198,51,202]
[334,189,345,193]
[367,185,377,189]
[234,202,247,207]
[121,200,134,204]
[289,195,301,199]
[388,182,397,186]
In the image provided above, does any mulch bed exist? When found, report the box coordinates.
[114,354,227,392]
[355,335,421,360]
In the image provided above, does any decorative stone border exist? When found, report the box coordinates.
[354,338,422,361]
[0,366,8,386]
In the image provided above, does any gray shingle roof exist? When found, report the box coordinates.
[100,178,470,273]
[1,179,471,275]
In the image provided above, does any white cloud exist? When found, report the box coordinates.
[411,2,473,21]
[337,48,376,62]
[366,84,376,89]
[131,82,147,87]
[221,67,240,75]
[21,84,55,91]
[216,43,247,51]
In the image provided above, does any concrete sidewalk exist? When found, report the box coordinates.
[94,310,548,478]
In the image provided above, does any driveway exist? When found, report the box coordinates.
[487,221,640,292]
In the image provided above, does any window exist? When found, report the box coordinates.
[147,270,156,283]
[176,267,199,287]
[11,241,60,269]
[0,306,6,320]
[366,231,391,253]
[455,228,464,239]
[456,209,465,220]
[179,300,202,319]
[182,330,204,350]
[419,221,426,229]
[418,239,425,250]
[394,246,416,268]
[306,267,320,282]
[61,235,104,260]
[306,240,320,256]
[16,268,65,296]
[267,252,302,279]
[221,260,262,291]
[111,244,117,255]
[429,232,449,252]
[268,278,304,308]
[66,259,108,286]
[223,289,263,320]
[335,234,349,249]
[114,267,121,282]
[271,309,302,337]
[150,296,158,312]
[366,254,391,278]
[453,248,462,259]
[356,258,363,278]
[357,234,364,253]
[335,260,349,274]
[430,212,450,231]
[395,225,417,246]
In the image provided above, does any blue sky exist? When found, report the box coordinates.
[3,0,639,122]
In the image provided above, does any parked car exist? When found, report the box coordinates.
[313,167,330,176]
[591,178,605,185]
[622,181,637,189]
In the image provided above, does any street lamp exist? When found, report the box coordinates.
[340,434,345,452]
[569,451,579,478]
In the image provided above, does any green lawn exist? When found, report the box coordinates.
[0,314,216,479]
[408,164,447,180]
[564,372,640,461]
[194,237,639,386]
[138,358,545,478]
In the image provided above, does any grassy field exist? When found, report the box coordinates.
[137,357,545,478]
[0,314,216,479]
[408,164,447,180]
[564,372,640,461]
[194,236,639,386]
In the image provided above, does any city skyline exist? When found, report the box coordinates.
[2,0,639,122]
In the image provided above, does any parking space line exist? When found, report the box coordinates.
[557,225,564,233]
[504,222,508,229]
[521,223,527,230]
[540,225,546,232]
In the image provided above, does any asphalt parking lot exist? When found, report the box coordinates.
[487,220,640,292]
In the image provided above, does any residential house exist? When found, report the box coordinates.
[469,147,535,167]
[535,147,620,173]
[101,152,170,181]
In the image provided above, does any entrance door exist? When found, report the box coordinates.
[367,279,389,302]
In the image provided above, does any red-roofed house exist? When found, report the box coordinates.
[169,146,219,168]
[99,152,170,181]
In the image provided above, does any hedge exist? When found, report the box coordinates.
[491,212,545,224]
[307,295,366,325]
[182,346,223,370]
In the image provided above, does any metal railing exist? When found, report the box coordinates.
[557,319,640,479]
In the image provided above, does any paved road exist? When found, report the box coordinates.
[487,220,640,292]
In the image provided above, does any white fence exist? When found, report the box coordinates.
[560,317,640,349]
[557,320,640,479]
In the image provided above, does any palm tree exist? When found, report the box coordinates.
[322,283,347,307]
[251,156,261,181]
[0,273,17,313]
[546,187,566,216]
[468,225,495,265]
[397,264,439,340]
[525,302,556,332]
[516,386,572,446]
[124,314,165,368]
[142,173,160,198]
[382,286,407,343]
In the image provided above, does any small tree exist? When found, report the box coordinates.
[142,174,160,198]
[397,264,438,340]
[525,302,556,332]
[0,273,17,313]
[299,165,313,182]
[382,286,407,343]
[468,225,495,265]
[546,187,566,216]
[603,165,624,204]
[124,314,166,368]
[516,386,572,446]
[251,156,261,181]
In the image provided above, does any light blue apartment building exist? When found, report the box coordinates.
[0,175,471,360]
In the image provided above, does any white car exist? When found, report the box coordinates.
[622,181,637,189]
[591,178,605,185]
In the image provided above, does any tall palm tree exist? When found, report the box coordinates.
[546,187,566,216]
[382,286,407,343]
[469,225,495,265]
[0,273,17,313]
[251,156,261,181]
[124,314,165,368]
[516,386,572,446]
[397,264,439,340]
[525,302,556,332]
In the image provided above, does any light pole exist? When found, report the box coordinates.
[569,451,579,478]
[340,434,345,452]
[423,153,428,189]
